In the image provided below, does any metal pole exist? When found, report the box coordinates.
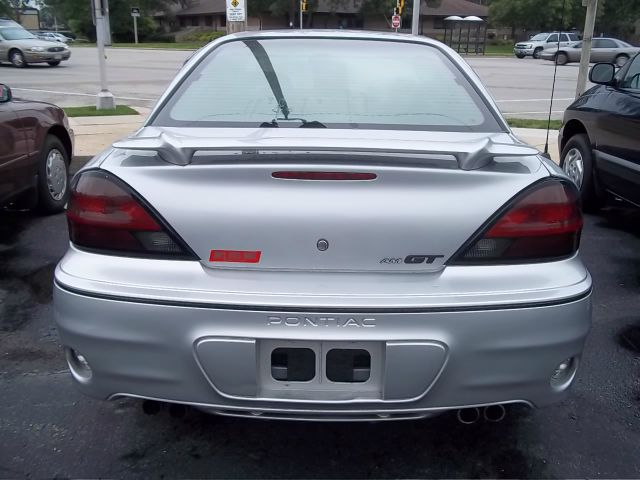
[133,15,138,44]
[576,0,598,98]
[94,0,115,109]
[299,0,303,29]
[411,0,419,35]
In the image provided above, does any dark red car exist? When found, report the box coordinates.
[0,83,73,213]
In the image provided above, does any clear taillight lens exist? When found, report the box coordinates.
[67,170,194,259]
[452,180,583,264]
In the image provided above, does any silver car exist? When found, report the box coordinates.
[541,37,639,66]
[0,26,71,67]
[54,31,592,422]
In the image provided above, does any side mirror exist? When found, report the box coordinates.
[0,84,12,103]
[589,62,616,85]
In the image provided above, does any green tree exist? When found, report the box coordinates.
[40,0,179,41]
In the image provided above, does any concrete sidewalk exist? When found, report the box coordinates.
[71,112,560,163]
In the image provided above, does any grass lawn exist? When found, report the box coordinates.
[63,105,139,117]
[483,44,514,56]
[74,42,202,50]
[507,118,563,130]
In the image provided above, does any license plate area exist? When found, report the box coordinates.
[259,340,382,401]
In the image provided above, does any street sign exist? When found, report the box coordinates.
[392,14,401,29]
[226,0,246,22]
[131,7,140,17]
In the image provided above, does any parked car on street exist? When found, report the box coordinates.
[0,26,71,67]
[541,38,639,66]
[54,31,591,423]
[0,84,73,213]
[559,56,640,211]
[35,31,73,43]
[514,32,581,59]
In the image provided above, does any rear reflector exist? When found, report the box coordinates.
[67,170,194,259]
[452,180,583,264]
[272,171,377,181]
[209,250,262,263]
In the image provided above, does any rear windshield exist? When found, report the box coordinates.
[151,38,502,132]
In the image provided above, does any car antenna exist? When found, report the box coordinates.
[544,0,568,158]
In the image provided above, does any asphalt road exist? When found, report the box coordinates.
[0,47,588,119]
[1,199,639,477]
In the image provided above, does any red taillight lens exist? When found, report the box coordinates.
[67,171,194,258]
[272,171,377,181]
[453,181,583,264]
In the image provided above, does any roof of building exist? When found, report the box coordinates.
[172,0,488,17]
[421,0,488,18]
[175,0,226,16]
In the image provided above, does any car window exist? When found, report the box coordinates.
[593,39,617,49]
[530,33,548,41]
[153,39,502,132]
[620,55,640,90]
[547,34,559,43]
[560,34,570,42]
[618,40,632,48]
[0,27,36,40]
[568,33,580,41]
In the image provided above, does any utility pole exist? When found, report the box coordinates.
[411,0,420,35]
[576,0,598,98]
[94,0,115,109]
[299,0,303,29]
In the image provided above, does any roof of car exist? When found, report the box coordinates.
[219,29,443,45]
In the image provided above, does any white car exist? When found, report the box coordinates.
[36,31,72,43]
[514,32,581,59]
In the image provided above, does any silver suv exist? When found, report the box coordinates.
[514,32,580,59]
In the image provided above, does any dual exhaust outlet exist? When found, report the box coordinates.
[456,405,506,424]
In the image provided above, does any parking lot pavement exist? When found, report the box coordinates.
[1,48,582,119]
[1,206,639,478]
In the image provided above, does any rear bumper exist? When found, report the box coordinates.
[54,280,592,420]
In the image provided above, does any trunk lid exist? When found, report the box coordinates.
[101,128,547,273]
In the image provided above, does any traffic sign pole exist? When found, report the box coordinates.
[133,15,138,44]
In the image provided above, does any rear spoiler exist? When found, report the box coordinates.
[113,131,540,171]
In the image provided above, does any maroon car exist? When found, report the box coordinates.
[0,84,73,213]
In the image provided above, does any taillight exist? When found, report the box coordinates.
[67,170,195,259]
[452,180,583,264]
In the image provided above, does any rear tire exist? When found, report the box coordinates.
[37,135,70,214]
[533,47,543,59]
[615,54,629,67]
[47,61,61,67]
[9,49,26,68]
[555,52,569,66]
[560,133,603,212]
[516,53,526,59]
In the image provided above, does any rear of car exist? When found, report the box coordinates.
[54,32,591,421]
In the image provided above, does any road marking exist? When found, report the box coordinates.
[496,98,574,103]
[11,87,155,102]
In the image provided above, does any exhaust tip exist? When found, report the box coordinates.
[483,404,507,423]
[456,407,480,424]
[142,400,162,416]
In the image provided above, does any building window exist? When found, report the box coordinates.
[191,16,199,26]
[179,17,187,27]
[219,15,226,27]
[434,18,445,29]
[205,15,213,26]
